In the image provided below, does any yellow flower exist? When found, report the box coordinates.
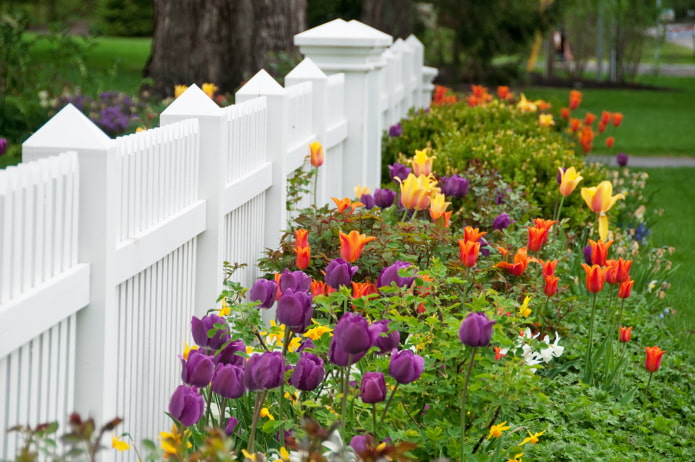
[159,425,191,459]
[519,296,532,318]
[279,447,291,461]
[538,113,555,127]
[182,342,198,360]
[309,140,324,167]
[520,430,545,445]
[242,449,258,461]
[428,193,450,221]
[174,85,188,98]
[397,173,439,211]
[246,345,255,355]
[517,94,537,112]
[260,408,275,420]
[135,127,147,133]
[112,435,130,451]
[411,148,435,176]
[287,336,301,352]
[487,421,511,439]
[506,452,524,462]
[581,181,625,240]
[304,324,332,340]
[202,82,218,98]
[354,184,371,198]
[558,167,583,197]
[218,299,230,317]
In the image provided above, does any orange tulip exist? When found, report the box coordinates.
[578,126,594,153]
[644,346,665,372]
[598,120,607,134]
[494,247,530,276]
[559,167,583,196]
[544,275,559,297]
[618,277,634,299]
[605,136,615,148]
[311,280,335,297]
[600,111,611,126]
[463,226,486,243]
[527,226,549,252]
[533,218,557,231]
[569,90,582,110]
[351,281,378,299]
[295,246,311,270]
[339,230,376,263]
[458,239,481,268]
[332,197,364,213]
[581,263,608,293]
[497,86,511,100]
[605,259,619,284]
[537,100,551,111]
[614,258,632,283]
[295,229,309,249]
[560,107,570,119]
[569,118,582,132]
[619,326,632,343]
[538,259,558,278]
[584,112,596,126]
[588,239,613,267]
[309,141,324,167]
[466,95,480,107]
[611,112,623,127]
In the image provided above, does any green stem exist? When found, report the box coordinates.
[204,386,213,427]
[460,347,477,462]
[278,328,293,447]
[378,383,400,425]
[554,195,566,224]
[372,403,378,439]
[341,355,353,427]
[646,371,653,391]
[400,207,410,223]
[247,390,268,455]
[584,292,598,384]
[312,168,318,207]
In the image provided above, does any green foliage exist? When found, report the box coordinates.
[95,0,153,37]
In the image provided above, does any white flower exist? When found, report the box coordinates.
[539,332,564,363]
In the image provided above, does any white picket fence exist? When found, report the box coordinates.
[0,18,436,461]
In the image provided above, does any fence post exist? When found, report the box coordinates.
[22,104,120,446]
[235,70,288,259]
[295,18,392,195]
[285,58,328,206]
[405,34,425,109]
[391,38,414,116]
[160,85,225,317]
[422,66,439,108]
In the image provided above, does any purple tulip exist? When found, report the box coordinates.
[361,193,375,210]
[377,261,415,291]
[279,269,312,293]
[212,364,246,399]
[298,338,315,352]
[328,339,366,366]
[557,167,566,184]
[389,350,424,384]
[374,188,396,208]
[215,339,246,366]
[181,349,215,387]
[244,352,285,391]
[480,237,491,257]
[333,312,376,357]
[0,138,7,156]
[371,320,400,354]
[388,122,403,137]
[388,163,412,182]
[277,288,313,333]
[492,212,512,231]
[350,434,371,454]
[249,278,277,309]
[289,352,325,391]
[168,385,204,427]
[458,312,496,347]
[439,174,470,198]
[583,245,593,265]
[325,258,358,289]
[225,416,239,436]
[191,314,230,351]
[360,372,386,403]
[616,152,629,167]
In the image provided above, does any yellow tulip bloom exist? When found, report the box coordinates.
[538,113,555,127]
[428,193,450,220]
[581,181,625,240]
[202,82,219,98]
[309,140,324,167]
[517,94,538,112]
[354,184,371,198]
[397,173,439,211]
[411,148,435,176]
[559,167,583,196]
[174,85,188,98]
[112,435,130,452]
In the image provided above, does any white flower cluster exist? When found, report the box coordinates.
[511,328,565,367]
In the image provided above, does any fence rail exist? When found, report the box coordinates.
[0,19,436,461]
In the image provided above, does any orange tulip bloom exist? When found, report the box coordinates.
[295,229,309,249]
[605,136,615,148]
[560,107,570,119]
[588,239,613,267]
[429,193,450,221]
[569,118,582,132]
[644,346,665,372]
[578,126,595,153]
[569,90,582,110]
[605,260,619,285]
[497,86,511,100]
[611,112,623,127]
[534,218,557,231]
[584,112,596,126]
[538,259,558,278]
[493,346,507,360]
[458,239,481,268]
[619,326,632,343]
[339,230,376,263]
[614,258,632,283]
[527,226,549,252]
[311,280,335,297]
[309,141,324,167]
[466,95,480,107]
[332,197,364,213]
[600,111,611,126]
[598,120,607,134]
[463,226,486,243]
[295,246,311,270]
[351,281,378,299]
[581,263,608,293]
[544,275,559,297]
[494,247,530,276]
[618,277,634,299]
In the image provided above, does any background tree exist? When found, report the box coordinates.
[144,0,306,97]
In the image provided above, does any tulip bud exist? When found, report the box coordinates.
[325,258,358,289]
[244,352,285,391]
[360,193,375,210]
[215,339,246,366]
[333,312,377,357]
[212,364,246,398]
[377,261,415,291]
[289,352,325,391]
[328,338,365,366]
[249,278,278,309]
[619,326,632,343]
[372,320,400,354]
[279,269,312,293]
[191,314,231,351]
[389,349,424,384]
[181,350,214,387]
[225,416,239,436]
[168,385,204,427]
[277,288,313,333]
[458,312,495,347]
[374,188,396,208]
[492,212,512,231]
[644,346,665,373]
[360,372,386,403]
[388,163,412,182]
[389,122,403,137]
[350,434,371,455]
[439,174,470,198]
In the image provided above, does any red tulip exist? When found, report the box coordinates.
[618,277,634,299]
[644,346,665,373]
[544,275,559,297]
[581,263,608,293]
[458,239,481,268]
[619,326,632,343]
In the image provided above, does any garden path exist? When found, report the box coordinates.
[586,155,695,167]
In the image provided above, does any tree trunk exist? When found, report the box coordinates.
[144,0,305,97]
[360,0,415,39]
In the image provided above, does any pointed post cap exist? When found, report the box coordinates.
[23,104,112,153]
[406,34,424,49]
[295,18,392,48]
[236,69,286,103]
[161,84,222,119]
[285,57,327,82]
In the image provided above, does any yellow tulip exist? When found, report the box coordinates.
[538,113,555,127]
[174,85,188,98]
[202,82,219,98]
[581,181,625,240]
[309,140,324,167]
[354,184,371,198]
[517,93,537,112]
[559,167,583,196]
[411,148,435,176]
[397,173,438,211]
[428,193,450,220]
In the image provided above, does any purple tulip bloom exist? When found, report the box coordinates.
[191,314,231,351]
[325,258,358,289]
[361,193,375,210]
[328,339,365,366]
[583,245,593,265]
[388,122,403,137]
[225,416,239,436]
[557,167,567,184]
[377,261,415,291]
[479,237,491,257]
[374,188,396,208]
[350,435,371,455]
[212,364,246,399]
[181,349,215,388]
[277,288,313,333]
[439,174,470,198]
[360,372,386,403]
[168,385,204,427]
[289,352,325,391]
[249,278,277,309]
[298,338,315,352]
[244,352,285,391]
[279,269,312,293]
[616,152,629,167]
[458,312,496,347]
[333,312,376,357]
[388,163,412,182]
[389,349,424,384]
[492,212,513,231]
[371,320,400,354]
[0,138,7,156]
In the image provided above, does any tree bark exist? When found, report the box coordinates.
[360,0,415,39]
[144,0,305,97]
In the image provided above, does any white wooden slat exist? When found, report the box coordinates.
[56,318,69,429]
[34,162,47,287]
[20,165,35,293]
[50,156,65,276]
[39,323,51,424]
[0,169,10,304]
[48,317,60,423]
[29,336,41,424]
[7,349,20,449]
[66,313,77,424]
[60,155,74,272]
[69,153,79,266]
[9,168,22,299]
[0,357,8,457]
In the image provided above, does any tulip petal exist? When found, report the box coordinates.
[598,214,609,242]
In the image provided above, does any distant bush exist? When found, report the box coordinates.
[96,0,153,37]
